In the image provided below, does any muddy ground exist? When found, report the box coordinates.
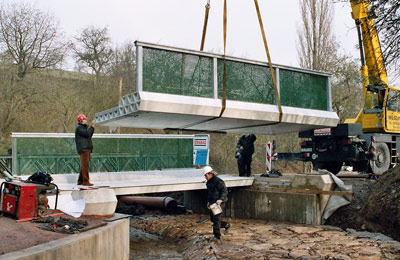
[129,213,400,260]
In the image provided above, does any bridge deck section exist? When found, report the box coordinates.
[49,169,254,195]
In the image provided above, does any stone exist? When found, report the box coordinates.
[289,249,311,258]
[288,226,323,234]
[250,243,273,251]
[359,246,382,256]
[268,238,291,245]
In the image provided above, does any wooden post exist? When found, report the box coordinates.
[117,77,122,134]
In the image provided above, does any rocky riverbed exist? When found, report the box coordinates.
[129,213,400,260]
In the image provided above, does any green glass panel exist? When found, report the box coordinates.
[217,59,275,104]
[280,69,328,110]
[143,48,213,97]
[14,137,193,175]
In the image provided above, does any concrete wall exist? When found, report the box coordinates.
[0,218,129,260]
[184,187,321,225]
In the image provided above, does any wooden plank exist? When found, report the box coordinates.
[16,212,64,223]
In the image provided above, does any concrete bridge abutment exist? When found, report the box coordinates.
[184,173,339,225]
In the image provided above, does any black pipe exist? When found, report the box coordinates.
[118,196,178,211]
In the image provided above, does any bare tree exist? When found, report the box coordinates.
[297,0,362,122]
[0,71,40,134]
[73,26,113,81]
[0,2,67,78]
[371,0,400,78]
[108,41,136,94]
[333,0,400,79]
[330,54,363,122]
[297,0,336,71]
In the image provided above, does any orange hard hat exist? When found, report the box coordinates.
[77,114,87,121]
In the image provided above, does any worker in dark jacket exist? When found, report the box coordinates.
[236,134,256,177]
[204,166,231,240]
[75,114,95,186]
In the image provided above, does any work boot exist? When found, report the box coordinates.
[224,223,231,235]
[210,236,220,241]
[83,182,94,186]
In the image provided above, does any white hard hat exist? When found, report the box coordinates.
[203,166,213,175]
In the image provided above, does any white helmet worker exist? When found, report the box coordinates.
[203,166,214,175]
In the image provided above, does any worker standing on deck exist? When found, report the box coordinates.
[236,134,256,177]
[75,114,95,186]
[204,166,231,241]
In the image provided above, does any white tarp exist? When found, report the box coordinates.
[48,194,85,218]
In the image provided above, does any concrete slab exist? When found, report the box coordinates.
[51,169,254,196]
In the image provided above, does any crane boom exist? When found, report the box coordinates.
[345,0,400,134]
[350,0,388,86]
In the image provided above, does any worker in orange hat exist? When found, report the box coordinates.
[75,114,95,186]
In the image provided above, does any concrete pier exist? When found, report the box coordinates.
[184,173,351,225]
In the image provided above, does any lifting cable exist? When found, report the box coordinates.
[200,0,211,51]
[219,0,228,117]
[254,0,283,122]
[198,0,280,124]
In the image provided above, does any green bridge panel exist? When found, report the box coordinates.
[279,69,328,110]
[217,59,275,104]
[140,45,330,111]
[14,136,194,175]
[143,48,214,97]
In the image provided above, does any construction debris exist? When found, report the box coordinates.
[38,217,88,234]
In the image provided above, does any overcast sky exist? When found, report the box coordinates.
[12,0,359,69]
[3,1,360,66]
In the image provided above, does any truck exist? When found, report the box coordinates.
[279,0,400,175]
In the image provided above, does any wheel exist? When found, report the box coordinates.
[370,143,390,175]
[314,161,343,175]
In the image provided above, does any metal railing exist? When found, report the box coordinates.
[12,133,195,175]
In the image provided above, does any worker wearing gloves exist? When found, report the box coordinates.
[236,134,256,177]
[204,166,231,240]
[75,114,95,186]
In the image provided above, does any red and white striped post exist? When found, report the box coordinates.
[266,142,272,173]
[370,136,377,160]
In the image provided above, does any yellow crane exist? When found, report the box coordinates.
[346,0,400,134]
[258,0,400,176]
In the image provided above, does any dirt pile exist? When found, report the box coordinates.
[327,169,400,241]
[361,169,400,241]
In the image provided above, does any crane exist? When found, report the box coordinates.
[280,0,400,176]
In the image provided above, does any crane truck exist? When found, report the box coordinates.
[279,0,400,175]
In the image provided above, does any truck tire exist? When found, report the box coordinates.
[315,162,343,175]
[370,143,390,175]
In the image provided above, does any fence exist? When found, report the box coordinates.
[11,133,194,175]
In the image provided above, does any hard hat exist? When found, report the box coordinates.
[203,166,213,175]
[77,114,87,121]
